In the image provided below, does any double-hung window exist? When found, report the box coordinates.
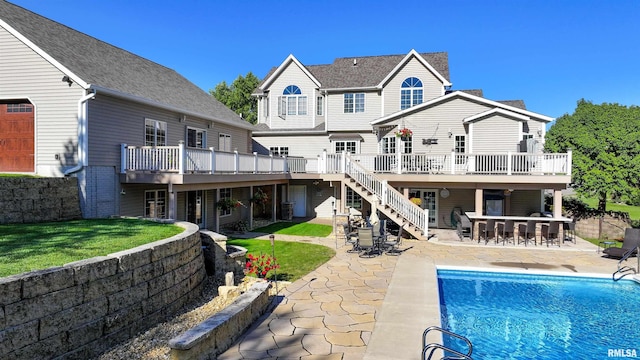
[400,77,423,110]
[380,136,396,154]
[346,188,362,209]
[344,93,365,113]
[187,127,206,148]
[278,85,307,118]
[219,133,231,152]
[145,119,167,146]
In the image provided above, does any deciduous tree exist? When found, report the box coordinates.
[210,72,260,124]
[545,99,640,235]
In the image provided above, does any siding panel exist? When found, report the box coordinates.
[0,26,83,176]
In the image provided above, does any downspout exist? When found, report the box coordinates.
[64,89,96,175]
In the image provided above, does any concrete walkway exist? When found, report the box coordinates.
[218,228,634,360]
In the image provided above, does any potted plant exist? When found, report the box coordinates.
[395,127,413,141]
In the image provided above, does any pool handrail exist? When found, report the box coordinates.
[613,245,640,281]
[422,343,473,360]
[422,326,473,360]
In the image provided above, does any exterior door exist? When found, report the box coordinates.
[290,185,306,217]
[0,103,34,172]
[186,190,204,227]
[422,190,438,227]
[410,189,438,227]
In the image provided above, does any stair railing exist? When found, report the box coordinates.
[343,153,427,236]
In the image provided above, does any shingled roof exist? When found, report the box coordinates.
[255,51,449,94]
[0,1,253,129]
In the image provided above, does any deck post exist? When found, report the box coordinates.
[120,143,127,173]
[210,147,216,174]
[178,142,185,174]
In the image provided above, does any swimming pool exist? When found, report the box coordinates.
[437,269,640,359]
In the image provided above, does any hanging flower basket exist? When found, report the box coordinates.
[216,198,245,212]
[395,127,413,141]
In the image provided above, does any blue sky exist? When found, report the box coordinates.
[9,0,640,122]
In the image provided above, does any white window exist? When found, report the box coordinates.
[346,188,362,209]
[334,141,357,154]
[187,127,206,148]
[316,97,323,116]
[278,85,307,118]
[145,190,166,218]
[219,133,231,152]
[270,146,289,156]
[402,137,412,154]
[455,135,466,164]
[380,136,396,154]
[523,134,534,141]
[145,119,166,146]
[6,103,33,113]
[219,188,232,217]
[401,77,423,110]
[344,93,365,113]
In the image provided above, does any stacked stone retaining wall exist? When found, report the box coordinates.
[0,177,82,224]
[0,222,205,360]
[574,214,630,240]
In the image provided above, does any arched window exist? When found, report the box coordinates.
[401,77,423,110]
[278,85,307,118]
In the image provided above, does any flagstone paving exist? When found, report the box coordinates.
[218,228,636,360]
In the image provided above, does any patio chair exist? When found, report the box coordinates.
[497,220,515,245]
[478,219,497,244]
[603,228,640,259]
[518,220,537,246]
[383,224,404,255]
[456,213,472,241]
[357,227,377,258]
[542,221,561,247]
[563,220,576,243]
[343,224,359,253]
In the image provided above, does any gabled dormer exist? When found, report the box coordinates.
[378,49,452,116]
[254,55,323,131]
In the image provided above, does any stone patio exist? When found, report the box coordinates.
[218,226,636,360]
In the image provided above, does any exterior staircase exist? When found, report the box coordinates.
[341,154,428,240]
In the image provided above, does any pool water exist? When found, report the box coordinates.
[437,269,640,359]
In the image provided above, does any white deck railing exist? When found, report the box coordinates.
[122,144,571,177]
[121,143,288,174]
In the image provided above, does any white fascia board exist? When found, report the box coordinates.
[322,86,380,92]
[371,90,554,126]
[377,49,452,88]
[260,54,321,90]
[455,91,555,122]
[463,108,530,123]
[252,130,327,136]
[90,85,256,131]
[0,20,89,89]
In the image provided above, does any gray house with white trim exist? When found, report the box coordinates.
[252,50,571,235]
[0,1,286,231]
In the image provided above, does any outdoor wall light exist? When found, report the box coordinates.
[61,75,73,86]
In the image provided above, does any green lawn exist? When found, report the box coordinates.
[227,238,335,281]
[253,222,333,237]
[579,197,640,220]
[0,219,183,277]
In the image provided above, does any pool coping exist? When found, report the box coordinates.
[365,256,639,360]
